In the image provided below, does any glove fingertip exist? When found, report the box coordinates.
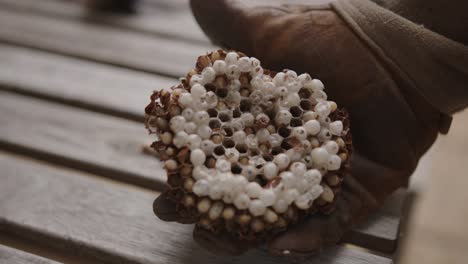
[153,193,180,222]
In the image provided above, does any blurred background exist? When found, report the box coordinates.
[0,0,467,263]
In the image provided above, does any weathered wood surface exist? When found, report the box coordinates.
[0,91,166,190]
[0,8,213,77]
[0,245,59,264]
[0,232,103,264]
[0,44,176,121]
[0,152,392,264]
[0,0,210,44]
[0,91,403,248]
[0,0,405,261]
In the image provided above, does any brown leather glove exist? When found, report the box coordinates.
[154,0,449,257]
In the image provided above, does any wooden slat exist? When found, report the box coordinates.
[0,232,102,264]
[142,0,193,10]
[0,91,166,191]
[0,0,210,44]
[0,245,59,264]
[0,44,175,121]
[0,8,213,78]
[0,91,403,250]
[344,189,406,253]
[0,152,392,264]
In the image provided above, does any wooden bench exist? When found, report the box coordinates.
[0,1,406,263]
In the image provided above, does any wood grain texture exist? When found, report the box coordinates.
[0,44,176,121]
[0,152,392,264]
[0,91,166,191]
[0,8,213,78]
[0,245,59,264]
[0,91,404,250]
[0,0,210,44]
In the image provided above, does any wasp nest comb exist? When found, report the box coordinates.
[145,50,352,241]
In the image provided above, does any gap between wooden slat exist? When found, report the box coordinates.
[0,244,60,264]
[0,38,176,80]
[0,234,99,264]
[0,91,167,192]
[0,8,213,78]
[1,82,143,123]
[0,1,402,256]
[0,43,405,253]
[0,152,392,264]
[0,91,403,254]
[0,0,211,45]
[0,44,176,122]
[0,141,166,192]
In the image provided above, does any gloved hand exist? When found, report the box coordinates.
[154,0,449,257]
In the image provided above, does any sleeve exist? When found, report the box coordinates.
[331,0,468,114]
